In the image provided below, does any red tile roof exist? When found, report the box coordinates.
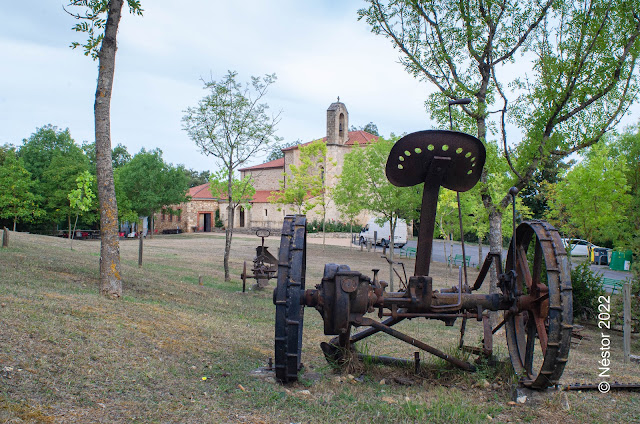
[239,157,284,172]
[282,130,378,152]
[251,190,277,203]
[188,183,215,199]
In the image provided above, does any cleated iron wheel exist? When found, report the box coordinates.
[273,215,307,383]
[504,221,573,389]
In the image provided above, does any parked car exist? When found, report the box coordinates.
[561,238,602,256]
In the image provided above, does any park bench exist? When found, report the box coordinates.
[602,277,623,294]
[399,247,416,258]
[448,254,471,267]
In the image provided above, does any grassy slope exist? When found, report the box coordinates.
[0,232,638,423]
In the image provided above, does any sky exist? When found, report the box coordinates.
[0,0,435,172]
[2,2,638,174]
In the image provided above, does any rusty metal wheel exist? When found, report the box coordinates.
[504,221,573,389]
[273,215,307,383]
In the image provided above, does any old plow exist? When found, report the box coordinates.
[272,130,573,389]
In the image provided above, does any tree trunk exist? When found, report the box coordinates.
[68,215,73,250]
[95,0,124,298]
[13,216,16,232]
[224,204,234,281]
[477,235,483,268]
[138,219,143,268]
[71,214,80,251]
[488,210,503,295]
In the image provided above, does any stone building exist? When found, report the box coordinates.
[158,101,377,232]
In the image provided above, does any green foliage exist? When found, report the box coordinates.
[0,150,44,229]
[350,122,379,136]
[333,136,422,237]
[66,0,143,59]
[546,138,631,245]
[182,168,211,188]
[68,170,96,216]
[209,169,255,211]
[306,219,363,234]
[266,140,301,162]
[570,262,606,320]
[269,139,333,215]
[116,148,190,217]
[18,125,78,182]
[214,209,223,228]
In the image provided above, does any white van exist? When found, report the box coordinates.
[359,218,407,248]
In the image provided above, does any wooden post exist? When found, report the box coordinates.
[199,275,203,286]
[138,232,143,268]
[2,227,8,248]
[623,281,631,364]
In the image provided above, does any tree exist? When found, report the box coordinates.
[19,125,78,182]
[117,149,190,233]
[67,0,143,297]
[269,139,335,248]
[266,140,301,162]
[82,141,132,172]
[209,169,256,232]
[182,168,211,188]
[333,137,422,289]
[0,151,43,231]
[182,70,281,281]
[547,138,631,244]
[360,0,640,293]
[68,171,96,250]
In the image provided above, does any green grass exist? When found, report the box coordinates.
[1,231,639,423]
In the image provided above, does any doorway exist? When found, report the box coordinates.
[199,213,212,232]
[239,207,245,228]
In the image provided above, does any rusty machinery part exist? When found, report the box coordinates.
[256,228,271,238]
[273,215,307,383]
[385,130,486,192]
[241,261,247,292]
[503,220,573,389]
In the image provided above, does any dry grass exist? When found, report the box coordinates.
[0,231,638,423]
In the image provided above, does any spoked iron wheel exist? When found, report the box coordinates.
[504,221,573,389]
[273,215,307,383]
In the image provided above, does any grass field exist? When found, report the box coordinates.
[1,231,638,423]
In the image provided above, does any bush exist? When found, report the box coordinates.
[570,262,606,321]
[214,209,223,228]
[611,275,640,333]
[306,219,362,234]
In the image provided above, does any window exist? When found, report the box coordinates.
[161,210,166,221]
[177,209,182,221]
[169,212,173,222]
[265,209,268,217]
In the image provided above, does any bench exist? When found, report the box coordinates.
[602,277,623,294]
[399,247,416,258]
[448,254,471,267]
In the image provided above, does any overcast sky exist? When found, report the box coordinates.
[0,0,438,172]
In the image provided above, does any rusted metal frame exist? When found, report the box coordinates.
[361,317,475,371]
[415,157,451,276]
[471,252,502,291]
[330,314,406,346]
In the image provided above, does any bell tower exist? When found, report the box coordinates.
[326,99,349,145]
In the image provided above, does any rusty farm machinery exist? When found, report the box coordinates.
[241,229,278,291]
[272,129,573,389]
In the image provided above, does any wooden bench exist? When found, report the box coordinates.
[399,247,416,258]
[602,277,623,294]
[448,254,471,267]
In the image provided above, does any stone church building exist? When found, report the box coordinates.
[154,101,377,233]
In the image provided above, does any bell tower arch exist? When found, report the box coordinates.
[326,99,349,145]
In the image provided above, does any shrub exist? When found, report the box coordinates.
[307,219,362,234]
[570,262,606,321]
[214,209,223,228]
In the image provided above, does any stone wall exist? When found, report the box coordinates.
[241,167,283,191]
[154,199,220,233]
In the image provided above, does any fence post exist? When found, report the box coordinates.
[2,227,8,248]
[623,281,631,364]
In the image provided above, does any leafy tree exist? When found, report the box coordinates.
[82,141,131,173]
[360,0,640,293]
[546,139,631,244]
[209,169,256,233]
[182,70,281,281]
[270,139,335,248]
[333,136,422,289]
[68,171,96,250]
[266,140,301,162]
[182,168,211,188]
[67,0,143,297]
[41,150,90,235]
[0,150,43,231]
[351,122,380,136]
[18,125,78,182]
[117,148,190,233]
[614,124,640,256]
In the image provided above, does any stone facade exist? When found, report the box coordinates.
[169,101,378,232]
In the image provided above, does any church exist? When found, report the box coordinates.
[154,101,378,233]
